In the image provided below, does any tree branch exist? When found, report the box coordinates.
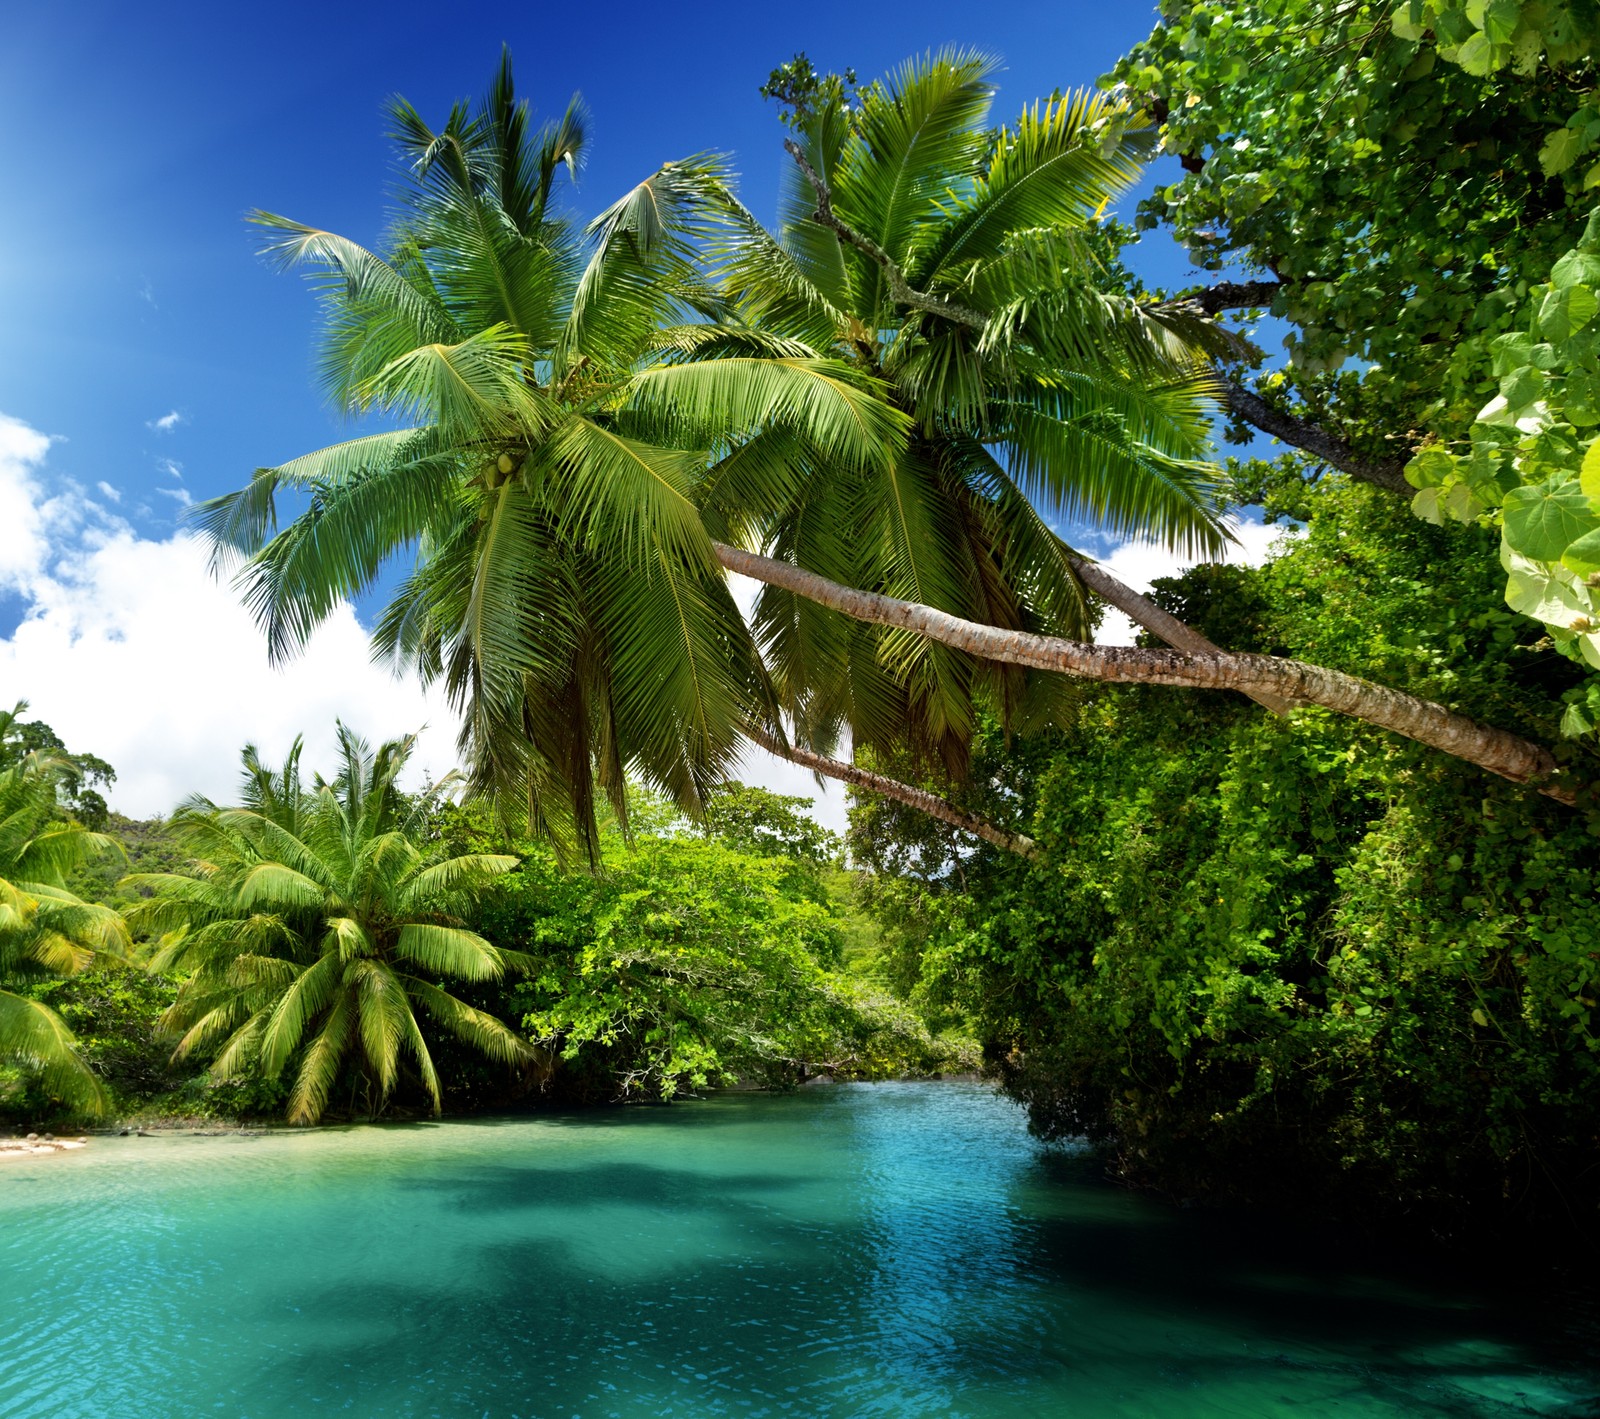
[743,724,1040,859]
[713,542,1575,804]
[1162,280,1283,316]
[1224,382,1413,495]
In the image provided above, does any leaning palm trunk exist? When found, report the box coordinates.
[743,724,1039,857]
[715,544,1572,801]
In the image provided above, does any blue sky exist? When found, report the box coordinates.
[1,0,1206,534]
[0,0,1279,822]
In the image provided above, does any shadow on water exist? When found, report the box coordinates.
[257,1116,1600,1417]
[4,1084,1599,1418]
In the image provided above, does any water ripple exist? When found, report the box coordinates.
[0,1085,1593,1418]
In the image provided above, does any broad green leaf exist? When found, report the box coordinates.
[1581,437,1600,501]
[1552,251,1600,290]
[1503,542,1597,627]
[1390,2,1427,40]
[1538,283,1599,343]
[1454,33,1499,75]
[1540,128,1588,178]
[1561,525,1600,575]
[1504,479,1600,560]
[1406,446,1457,488]
[1559,701,1593,737]
[1477,0,1520,44]
[1411,485,1444,524]
[1499,364,1545,410]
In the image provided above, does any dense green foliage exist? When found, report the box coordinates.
[0,706,128,1117]
[0,704,116,830]
[437,792,966,1106]
[0,733,947,1126]
[1109,0,1600,727]
[862,478,1600,1240]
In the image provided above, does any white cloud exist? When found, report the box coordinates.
[1093,516,1293,645]
[0,413,460,819]
[0,413,847,830]
[147,411,182,433]
[0,413,53,591]
[156,457,183,481]
[96,481,122,504]
[154,486,193,509]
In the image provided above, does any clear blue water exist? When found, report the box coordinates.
[0,1082,1594,1417]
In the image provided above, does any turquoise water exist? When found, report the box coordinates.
[0,1082,1594,1417]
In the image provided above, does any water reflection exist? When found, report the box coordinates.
[0,1083,1594,1418]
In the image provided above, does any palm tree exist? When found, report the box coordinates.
[692,52,1232,773]
[0,703,127,1116]
[687,54,1570,800]
[201,51,1570,841]
[126,726,535,1124]
[196,51,905,858]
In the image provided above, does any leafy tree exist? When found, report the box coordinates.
[0,702,117,829]
[433,796,964,1100]
[126,726,536,1124]
[726,51,1227,774]
[866,478,1600,1242]
[710,50,1578,802]
[1108,0,1600,735]
[196,52,905,858]
[0,710,129,1116]
[703,781,841,866]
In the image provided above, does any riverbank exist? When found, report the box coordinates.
[0,1134,86,1160]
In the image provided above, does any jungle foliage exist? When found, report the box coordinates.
[1109,0,1600,731]
[855,476,1600,1242]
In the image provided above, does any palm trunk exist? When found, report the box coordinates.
[743,724,1040,859]
[1066,557,1294,716]
[714,543,1573,804]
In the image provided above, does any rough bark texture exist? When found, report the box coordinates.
[1068,557,1294,716]
[714,543,1574,803]
[1224,382,1413,495]
[743,724,1040,859]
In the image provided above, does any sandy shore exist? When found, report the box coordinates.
[0,1137,88,1161]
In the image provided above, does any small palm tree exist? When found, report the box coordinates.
[127,725,534,1124]
[0,703,128,1116]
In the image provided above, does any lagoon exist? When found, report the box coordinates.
[0,1082,1593,1417]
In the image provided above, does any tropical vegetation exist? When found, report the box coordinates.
[8,19,1600,1256]
[125,727,535,1124]
[0,703,127,1117]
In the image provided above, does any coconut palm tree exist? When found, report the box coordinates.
[0,703,127,1116]
[197,51,1231,848]
[126,725,534,1124]
[199,51,1563,837]
[196,51,906,859]
[684,51,1230,772]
